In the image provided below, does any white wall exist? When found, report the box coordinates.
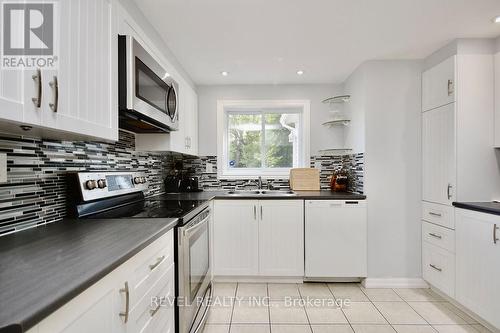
[197,84,344,156]
[344,60,423,279]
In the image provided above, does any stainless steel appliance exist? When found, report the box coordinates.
[118,35,179,133]
[66,172,212,333]
[177,206,211,333]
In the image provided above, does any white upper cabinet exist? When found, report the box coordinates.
[422,48,500,205]
[422,103,456,205]
[456,209,500,329]
[258,200,304,277]
[1,0,119,141]
[167,83,198,155]
[47,0,118,141]
[422,56,456,112]
[135,81,198,155]
[0,69,24,123]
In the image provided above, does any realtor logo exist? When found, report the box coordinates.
[1,1,58,69]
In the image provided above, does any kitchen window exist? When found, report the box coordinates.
[217,100,310,178]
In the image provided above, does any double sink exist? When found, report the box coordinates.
[226,190,297,197]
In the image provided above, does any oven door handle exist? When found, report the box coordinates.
[183,215,209,236]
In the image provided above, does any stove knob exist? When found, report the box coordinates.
[141,177,147,184]
[134,177,141,184]
[97,179,107,189]
[85,180,97,190]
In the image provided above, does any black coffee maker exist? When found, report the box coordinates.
[164,160,202,193]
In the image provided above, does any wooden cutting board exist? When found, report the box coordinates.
[289,168,320,191]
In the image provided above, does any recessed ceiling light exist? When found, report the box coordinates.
[493,15,500,23]
[162,72,170,80]
[221,71,229,76]
[297,70,304,75]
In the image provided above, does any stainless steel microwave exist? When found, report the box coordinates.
[118,35,179,133]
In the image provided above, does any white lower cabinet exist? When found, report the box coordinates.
[259,200,304,276]
[456,209,500,329]
[213,199,304,277]
[27,230,175,333]
[305,200,367,278]
[213,200,259,276]
[422,240,455,298]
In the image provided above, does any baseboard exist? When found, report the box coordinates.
[213,276,304,284]
[362,278,429,289]
[429,285,500,333]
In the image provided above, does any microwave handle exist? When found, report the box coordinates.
[171,87,179,122]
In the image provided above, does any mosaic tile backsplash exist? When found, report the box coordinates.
[0,130,172,236]
[0,126,364,236]
[180,153,364,193]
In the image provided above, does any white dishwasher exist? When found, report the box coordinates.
[305,200,367,280]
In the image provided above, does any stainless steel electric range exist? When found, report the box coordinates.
[67,171,212,333]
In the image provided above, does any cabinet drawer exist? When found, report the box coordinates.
[128,231,174,308]
[422,201,455,229]
[422,242,455,298]
[128,263,175,333]
[422,221,455,253]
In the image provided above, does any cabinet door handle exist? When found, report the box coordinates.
[254,205,256,220]
[447,79,454,96]
[31,69,42,108]
[119,281,130,323]
[149,255,166,271]
[429,264,442,272]
[48,76,58,112]
[447,184,453,200]
[260,206,263,219]
[429,212,442,218]
[494,224,499,244]
[429,233,442,239]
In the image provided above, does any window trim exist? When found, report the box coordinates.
[217,99,310,179]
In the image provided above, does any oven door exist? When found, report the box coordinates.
[178,208,211,333]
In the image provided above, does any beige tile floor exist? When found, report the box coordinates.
[202,283,493,333]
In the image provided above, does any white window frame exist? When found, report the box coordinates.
[217,99,310,179]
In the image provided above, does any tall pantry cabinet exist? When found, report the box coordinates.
[421,43,500,300]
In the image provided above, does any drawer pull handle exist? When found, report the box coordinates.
[429,264,442,272]
[494,224,499,244]
[149,255,166,271]
[119,282,130,323]
[429,212,442,217]
[447,79,454,96]
[447,184,453,200]
[150,303,161,317]
[429,233,442,239]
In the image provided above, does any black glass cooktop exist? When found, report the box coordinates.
[82,199,207,224]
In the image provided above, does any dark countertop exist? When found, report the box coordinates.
[453,201,500,216]
[155,190,366,201]
[0,189,364,333]
[0,217,178,333]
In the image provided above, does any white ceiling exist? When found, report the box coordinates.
[134,0,500,85]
